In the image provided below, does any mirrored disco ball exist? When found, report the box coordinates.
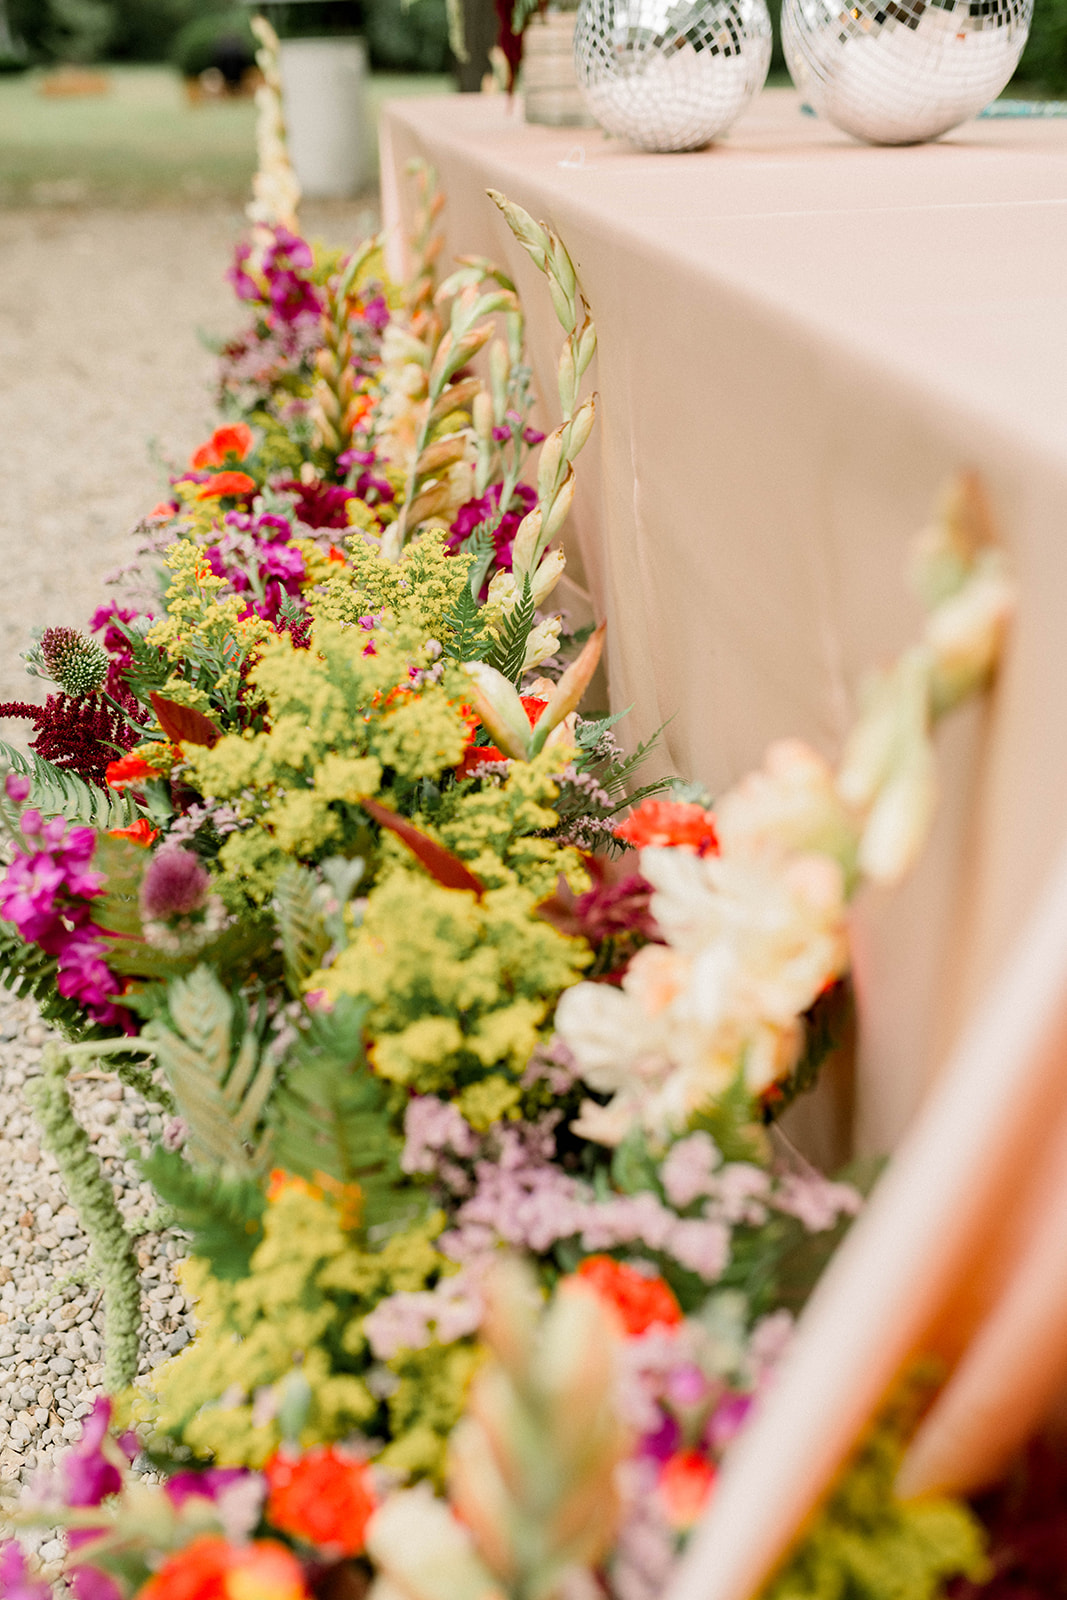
[574,0,773,151]
[782,0,1033,144]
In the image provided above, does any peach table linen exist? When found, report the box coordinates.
[380,88,1067,1163]
[379,90,1067,1590]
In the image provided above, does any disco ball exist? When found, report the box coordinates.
[782,0,1033,144]
[574,0,772,152]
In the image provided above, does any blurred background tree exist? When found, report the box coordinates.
[1,0,451,73]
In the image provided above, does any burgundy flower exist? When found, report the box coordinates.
[276,478,360,529]
[573,872,662,946]
[140,844,210,922]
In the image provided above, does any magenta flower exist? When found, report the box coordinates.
[140,844,210,922]
[165,1466,251,1507]
[4,772,30,805]
[63,1397,128,1507]
[447,482,538,587]
[0,1542,51,1600]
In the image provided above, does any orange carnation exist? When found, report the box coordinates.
[265,1446,376,1556]
[196,471,257,501]
[108,817,159,847]
[614,798,720,855]
[658,1450,717,1528]
[190,423,254,470]
[105,753,162,790]
[571,1255,683,1337]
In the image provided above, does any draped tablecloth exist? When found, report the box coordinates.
[378,89,1067,1163]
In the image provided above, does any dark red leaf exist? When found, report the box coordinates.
[359,796,484,898]
[150,693,222,749]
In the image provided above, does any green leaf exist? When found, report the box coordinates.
[139,1144,266,1280]
[273,865,331,998]
[145,966,274,1176]
[486,571,535,685]
[443,572,491,664]
[0,738,135,831]
[270,994,418,1230]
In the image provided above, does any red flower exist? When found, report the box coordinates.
[658,1450,717,1528]
[614,798,720,855]
[108,818,159,848]
[196,471,257,501]
[139,1537,308,1600]
[456,696,549,780]
[327,545,346,564]
[190,423,254,470]
[105,754,162,791]
[571,1256,683,1337]
[265,1446,376,1556]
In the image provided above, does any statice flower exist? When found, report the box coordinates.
[363,1268,485,1360]
[402,1095,479,1175]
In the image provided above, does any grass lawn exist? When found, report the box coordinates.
[0,63,453,207]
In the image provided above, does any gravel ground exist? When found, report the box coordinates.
[0,197,377,1568]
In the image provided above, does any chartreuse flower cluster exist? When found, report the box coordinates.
[137,1183,478,1483]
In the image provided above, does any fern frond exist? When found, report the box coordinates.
[270,995,417,1230]
[274,865,330,998]
[487,572,535,685]
[0,738,135,830]
[443,577,491,665]
[145,967,274,1176]
[139,1144,266,1280]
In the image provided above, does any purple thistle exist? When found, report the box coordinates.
[140,844,210,922]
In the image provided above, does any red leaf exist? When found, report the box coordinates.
[150,693,222,749]
[359,796,484,898]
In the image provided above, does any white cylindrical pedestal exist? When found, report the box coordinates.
[278,36,369,198]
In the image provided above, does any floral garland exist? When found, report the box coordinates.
[0,92,1027,1600]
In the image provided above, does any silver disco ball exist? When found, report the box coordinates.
[574,0,773,151]
[782,0,1033,144]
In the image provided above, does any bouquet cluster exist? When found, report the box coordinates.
[0,55,1026,1600]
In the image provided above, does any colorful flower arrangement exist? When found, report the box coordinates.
[0,47,1031,1600]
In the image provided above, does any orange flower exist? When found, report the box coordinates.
[108,817,159,847]
[196,471,257,501]
[105,753,162,791]
[456,696,548,780]
[190,423,254,470]
[139,1536,308,1600]
[327,545,347,564]
[265,1447,376,1556]
[614,798,720,856]
[658,1450,717,1528]
[148,501,177,520]
[571,1255,683,1337]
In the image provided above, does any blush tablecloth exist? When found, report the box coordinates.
[378,89,1067,1163]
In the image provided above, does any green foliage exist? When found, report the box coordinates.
[145,966,274,1176]
[365,0,451,72]
[270,995,417,1229]
[28,1046,141,1390]
[139,1143,266,1280]
[442,577,492,664]
[170,8,254,78]
[0,737,135,831]
[1015,0,1067,90]
[273,864,331,997]
[762,1375,989,1600]
[486,572,535,684]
